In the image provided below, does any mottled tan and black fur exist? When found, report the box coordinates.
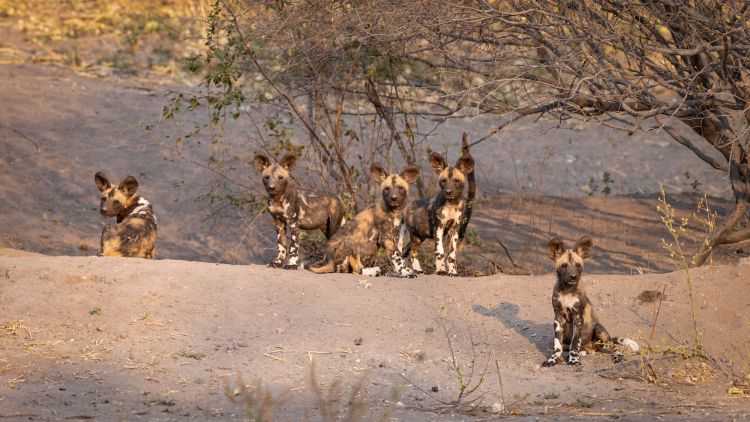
[95,172,157,259]
[307,164,420,278]
[253,153,346,269]
[401,152,474,275]
[542,236,639,366]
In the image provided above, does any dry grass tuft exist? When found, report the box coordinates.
[0,320,33,339]
[80,338,114,361]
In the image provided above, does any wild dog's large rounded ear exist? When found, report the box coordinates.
[95,172,111,192]
[400,165,421,184]
[574,235,593,259]
[279,153,297,171]
[253,154,270,172]
[429,152,447,174]
[455,155,475,175]
[370,163,388,183]
[119,176,139,197]
[547,238,565,261]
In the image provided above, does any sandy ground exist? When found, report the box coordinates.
[1,250,749,420]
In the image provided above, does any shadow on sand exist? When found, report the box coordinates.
[473,301,551,355]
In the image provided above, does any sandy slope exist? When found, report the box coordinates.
[1,251,749,420]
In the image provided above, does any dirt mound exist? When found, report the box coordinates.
[1,252,748,420]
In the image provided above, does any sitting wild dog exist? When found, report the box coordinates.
[307,164,420,278]
[94,172,157,259]
[401,152,474,276]
[253,153,346,269]
[542,236,639,366]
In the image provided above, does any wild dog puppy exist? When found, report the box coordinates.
[308,164,420,278]
[401,152,474,276]
[542,236,639,366]
[94,172,157,259]
[253,153,345,269]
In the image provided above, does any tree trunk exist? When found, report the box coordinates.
[682,114,750,266]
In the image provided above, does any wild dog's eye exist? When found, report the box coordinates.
[561,263,568,268]
[575,263,581,268]
[454,178,461,184]
[398,185,404,191]
[113,200,121,206]
[263,175,269,180]
[101,197,106,202]
[383,186,391,192]
[277,175,283,180]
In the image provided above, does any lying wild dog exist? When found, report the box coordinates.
[401,152,474,275]
[307,164,420,278]
[542,236,639,366]
[94,172,157,259]
[253,153,346,269]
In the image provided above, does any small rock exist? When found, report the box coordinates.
[491,402,505,414]
[395,401,404,407]
[431,386,439,392]
[354,337,363,346]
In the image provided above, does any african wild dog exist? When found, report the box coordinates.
[401,152,474,276]
[253,153,346,269]
[94,172,157,259]
[542,236,639,366]
[307,164,420,278]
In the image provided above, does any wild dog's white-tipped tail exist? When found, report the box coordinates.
[615,337,639,352]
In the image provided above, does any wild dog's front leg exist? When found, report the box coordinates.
[399,223,423,274]
[362,230,416,278]
[389,247,416,278]
[542,317,566,367]
[98,224,117,257]
[360,249,415,278]
[566,311,584,365]
[434,225,447,275]
[269,216,287,268]
[409,236,424,273]
[444,225,460,276]
[284,219,300,270]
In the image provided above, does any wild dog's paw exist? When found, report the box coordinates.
[268,261,284,268]
[361,267,382,277]
[566,356,581,365]
[283,264,298,270]
[542,358,558,367]
[398,269,417,279]
[446,271,459,277]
